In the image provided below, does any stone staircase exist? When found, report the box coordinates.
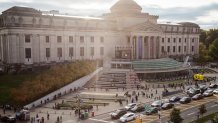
[126,70,140,89]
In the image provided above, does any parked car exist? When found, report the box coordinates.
[199,85,208,93]
[130,104,145,112]
[203,89,213,97]
[169,96,181,103]
[143,107,158,115]
[124,103,137,111]
[0,116,16,123]
[180,97,191,104]
[119,112,136,123]
[209,84,218,89]
[161,103,174,110]
[151,100,163,107]
[213,89,218,94]
[110,109,127,119]
[187,87,201,97]
[192,94,204,100]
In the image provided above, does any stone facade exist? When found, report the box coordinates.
[0,0,200,65]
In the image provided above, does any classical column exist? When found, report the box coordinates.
[142,36,145,59]
[147,36,150,59]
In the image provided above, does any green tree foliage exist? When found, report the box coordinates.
[199,104,207,117]
[205,29,218,48]
[10,60,97,105]
[212,114,218,123]
[170,108,183,123]
[209,38,218,61]
[195,42,211,64]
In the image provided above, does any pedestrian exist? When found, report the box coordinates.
[126,99,128,104]
[96,105,98,110]
[41,117,44,123]
[47,113,49,120]
[60,116,62,122]
[57,116,59,123]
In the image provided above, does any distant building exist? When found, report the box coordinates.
[0,0,200,66]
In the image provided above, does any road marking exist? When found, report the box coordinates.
[89,118,113,123]
[210,105,217,108]
[187,112,195,116]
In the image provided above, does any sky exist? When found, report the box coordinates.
[0,0,218,29]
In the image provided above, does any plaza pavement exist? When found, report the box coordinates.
[1,75,217,123]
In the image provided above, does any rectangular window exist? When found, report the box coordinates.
[46,36,49,43]
[90,47,94,56]
[100,47,104,56]
[161,46,164,53]
[80,36,84,43]
[80,47,84,56]
[57,36,62,43]
[69,47,74,57]
[25,35,31,43]
[100,36,104,43]
[185,38,187,43]
[179,38,181,43]
[192,46,194,52]
[192,38,195,43]
[46,48,50,58]
[90,36,94,43]
[69,36,73,43]
[25,48,31,58]
[57,48,62,57]
[162,38,164,43]
[173,46,176,52]
[178,46,181,53]
[168,38,170,43]
[173,38,176,43]
[184,46,187,52]
[167,46,170,52]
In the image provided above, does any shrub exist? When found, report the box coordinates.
[10,60,97,105]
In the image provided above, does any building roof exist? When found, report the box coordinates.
[132,58,183,71]
[2,6,41,16]
[110,0,142,14]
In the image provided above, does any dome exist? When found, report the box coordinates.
[110,0,142,14]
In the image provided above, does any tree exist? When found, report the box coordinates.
[170,108,183,123]
[209,38,218,61]
[212,114,218,123]
[199,104,207,117]
[195,42,211,65]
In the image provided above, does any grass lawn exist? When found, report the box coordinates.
[190,112,218,123]
[0,73,36,104]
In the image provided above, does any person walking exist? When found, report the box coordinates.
[47,113,49,120]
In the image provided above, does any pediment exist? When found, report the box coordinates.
[126,22,163,32]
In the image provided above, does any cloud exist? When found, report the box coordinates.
[0,0,218,29]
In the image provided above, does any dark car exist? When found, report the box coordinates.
[192,94,204,100]
[199,85,208,93]
[161,103,174,110]
[143,107,158,115]
[180,97,191,104]
[169,96,181,103]
[209,84,218,89]
[130,104,145,112]
[0,116,16,123]
[187,88,201,97]
[110,109,127,119]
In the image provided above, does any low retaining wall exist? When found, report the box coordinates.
[24,67,103,109]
